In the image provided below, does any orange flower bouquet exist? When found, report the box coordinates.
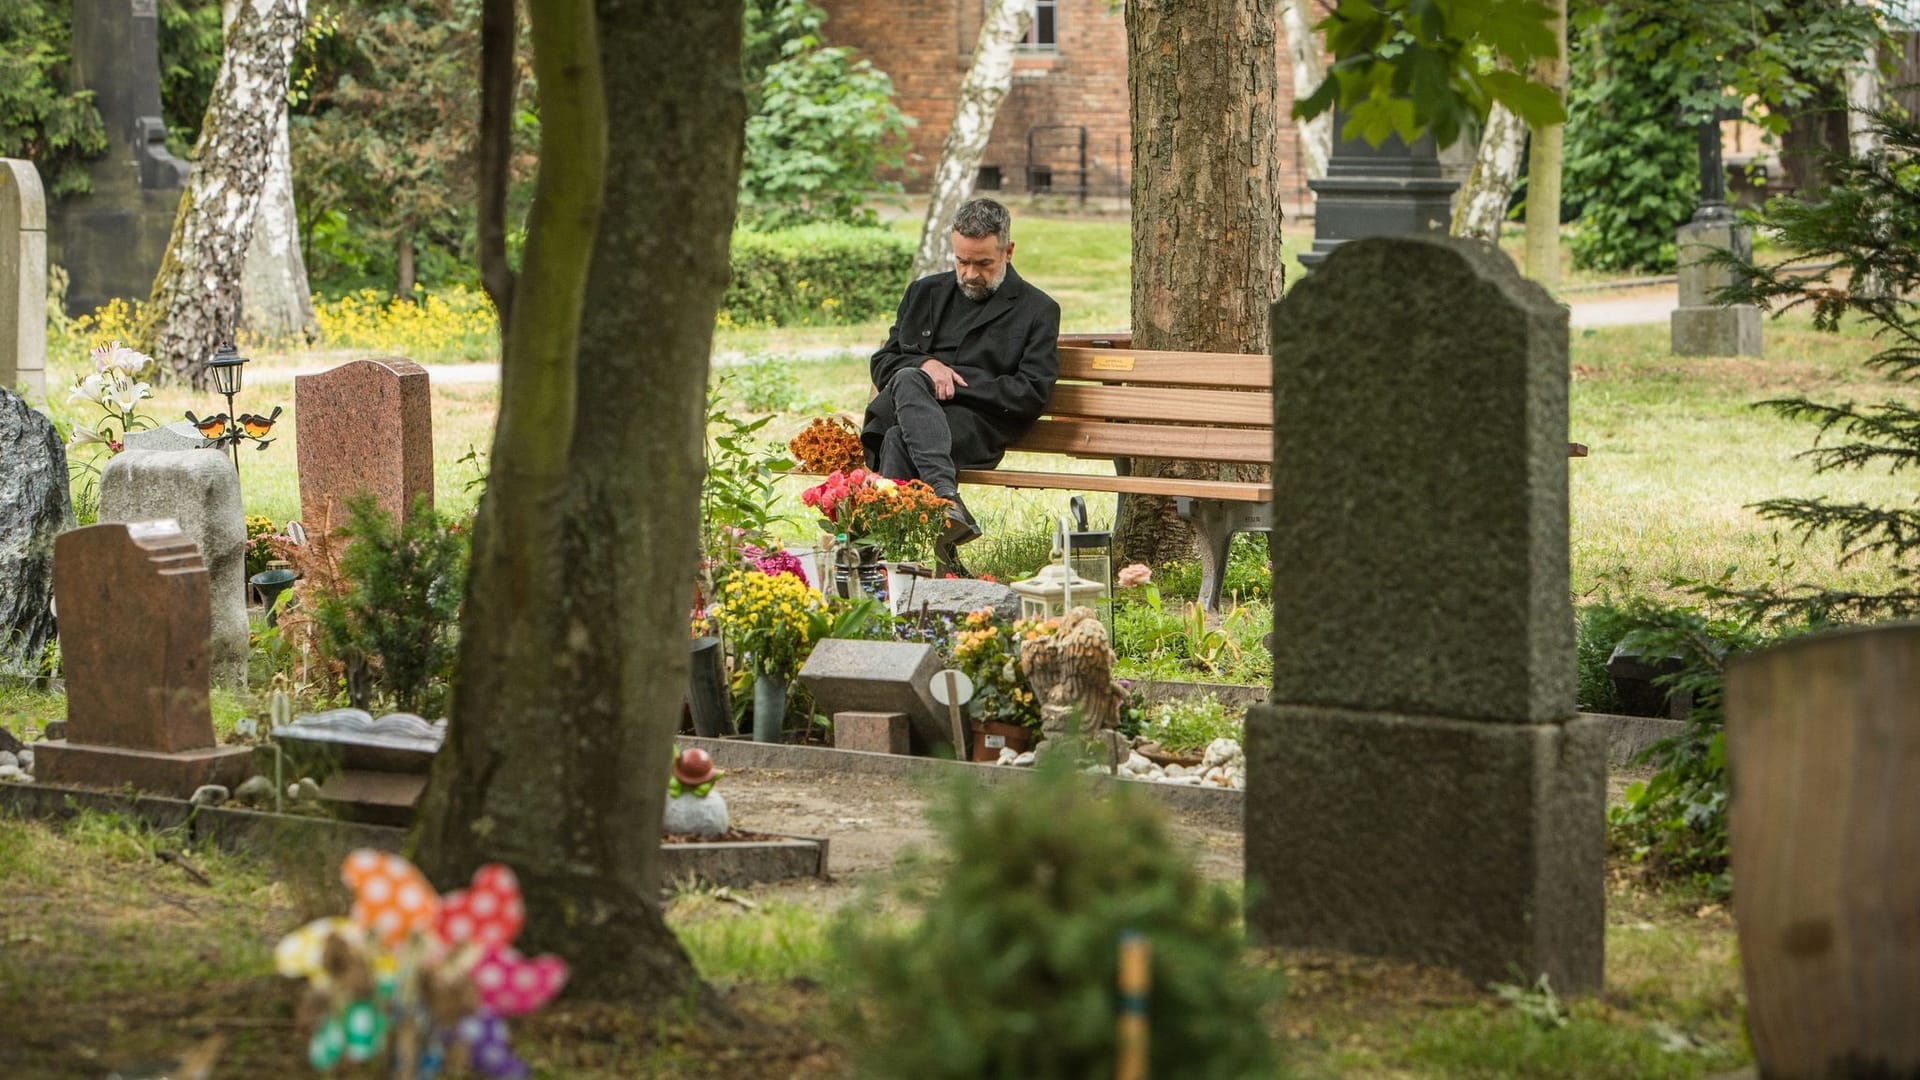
[802,468,951,562]
[789,416,864,474]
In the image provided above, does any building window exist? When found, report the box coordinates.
[1016,0,1058,51]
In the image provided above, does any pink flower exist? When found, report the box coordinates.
[1117,563,1152,589]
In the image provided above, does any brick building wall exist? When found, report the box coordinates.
[817,0,1316,215]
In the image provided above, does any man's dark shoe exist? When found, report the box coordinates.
[933,537,973,579]
[940,494,982,548]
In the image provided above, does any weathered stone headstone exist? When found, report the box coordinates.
[46,0,191,316]
[0,389,73,674]
[798,639,948,755]
[0,160,47,399]
[890,577,1019,623]
[100,450,248,687]
[1671,221,1762,357]
[1246,235,1606,991]
[36,520,252,794]
[122,420,212,453]
[295,358,434,530]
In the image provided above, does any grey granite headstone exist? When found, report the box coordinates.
[0,160,47,399]
[1671,221,1762,358]
[888,577,1019,623]
[123,420,213,453]
[46,0,190,316]
[798,639,949,755]
[100,450,247,687]
[0,389,73,674]
[1246,235,1606,992]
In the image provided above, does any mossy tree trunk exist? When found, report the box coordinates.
[413,0,742,1010]
[1116,0,1281,567]
[145,0,303,387]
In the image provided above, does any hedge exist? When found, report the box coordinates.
[723,224,913,328]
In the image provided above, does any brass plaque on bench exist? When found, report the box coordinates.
[1090,354,1136,372]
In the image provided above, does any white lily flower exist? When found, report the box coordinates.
[106,375,151,412]
[68,373,106,406]
[66,423,107,450]
[91,340,154,376]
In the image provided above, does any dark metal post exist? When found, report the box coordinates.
[1693,110,1734,225]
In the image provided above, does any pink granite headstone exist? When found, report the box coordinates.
[37,520,252,794]
[295,357,434,531]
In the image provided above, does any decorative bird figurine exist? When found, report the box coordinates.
[238,405,282,439]
[184,410,229,440]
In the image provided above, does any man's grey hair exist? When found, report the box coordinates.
[952,198,1011,249]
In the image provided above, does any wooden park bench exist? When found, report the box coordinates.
[952,333,1587,610]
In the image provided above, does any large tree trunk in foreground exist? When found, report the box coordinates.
[413,0,617,993]
[1116,0,1280,567]
[415,0,743,1011]
[146,0,302,387]
[1452,100,1526,241]
[908,0,1031,283]
[1278,0,1330,180]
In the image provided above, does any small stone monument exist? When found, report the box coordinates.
[47,0,191,316]
[1671,219,1763,357]
[295,357,434,530]
[100,449,248,687]
[798,639,948,755]
[0,388,72,674]
[0,159,47,399]
[123,420,212,453]
[37,520,252,794]
[1247,235,1605,992]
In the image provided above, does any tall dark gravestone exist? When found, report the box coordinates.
[1245,235,1606,992]
[47,0,190,316]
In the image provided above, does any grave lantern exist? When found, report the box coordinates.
[1010,514,1109,622]
[1065,495,1115,637]
[206,342,248,475]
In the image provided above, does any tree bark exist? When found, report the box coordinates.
[413,0,743,1013]
[239,103,318,342]
[1521,0,1566,287]
[1451,99,1526,241]
[1848,43,1881,160]
[146,0,303,387]
[396,234,417,298]
[1278,0,1330,180]
[1116,0,1280,567]
[908,0,1032,283]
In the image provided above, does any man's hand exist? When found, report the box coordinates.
[919,358,969,401]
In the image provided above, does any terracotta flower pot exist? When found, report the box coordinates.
[970,718,1034,763]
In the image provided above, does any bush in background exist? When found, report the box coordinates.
[832,755,1281,1079]
[723,225,912,327]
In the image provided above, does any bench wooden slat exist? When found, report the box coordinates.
[1058,347,1271,389]
[1018,418,1272,463]
[1045,384,1273,427]
[955,468,1272,502]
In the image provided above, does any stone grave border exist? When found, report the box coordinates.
[683,709,1686,836]
[0,782,828,889]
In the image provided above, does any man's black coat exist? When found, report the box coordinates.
[863,263,1061,470]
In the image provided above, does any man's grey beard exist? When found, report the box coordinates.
[959,263,1007,301]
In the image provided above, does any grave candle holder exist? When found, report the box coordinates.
[188,341,283,491]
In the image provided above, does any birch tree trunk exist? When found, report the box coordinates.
[1278,0,1330,180]
[1848,43,1881,159]
[1116,0,1280,567]
[1521,0,1566,286]
[145,0,303,387]
[1451,100,1526,241]
[224,0,316,343]
[239,104,318,341]
[908,0,1032,283]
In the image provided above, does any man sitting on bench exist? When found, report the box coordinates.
[862,197,1062,573]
